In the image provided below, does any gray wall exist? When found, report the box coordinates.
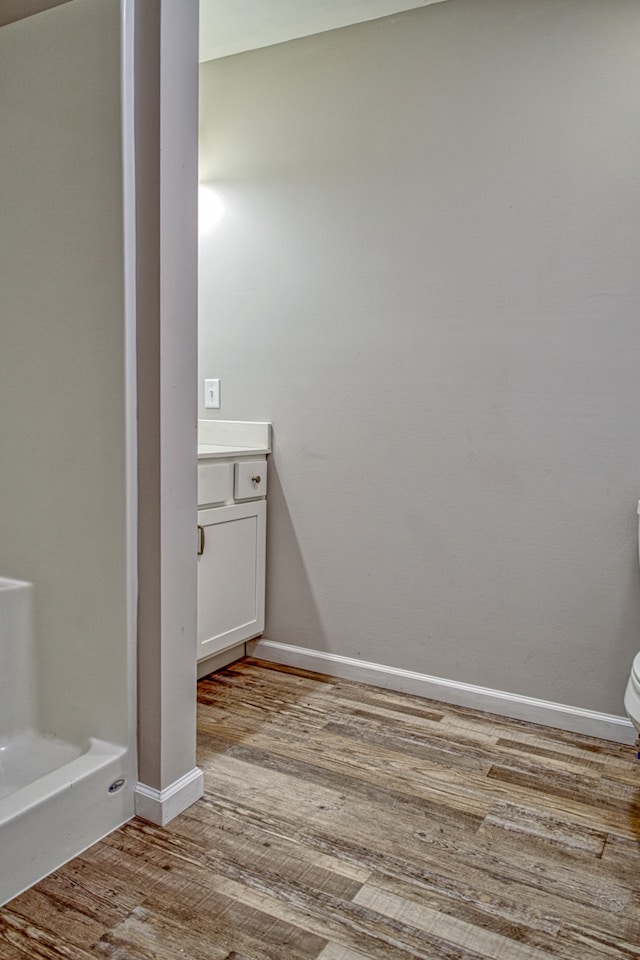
[136,0,200,795]
[199,0,640,715]
[0,0,129,744]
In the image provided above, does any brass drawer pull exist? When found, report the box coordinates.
[197,525,205,556]
[251,475,262,484]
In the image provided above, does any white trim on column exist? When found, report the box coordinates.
[135,768,204,826]
[120,0,139,808]
[247,640,636,745]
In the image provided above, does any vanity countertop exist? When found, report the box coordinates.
[197,420,271,460]
[198,442,271,460]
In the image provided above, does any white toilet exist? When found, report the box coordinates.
[624,501,640,734]
[625,652,640,735]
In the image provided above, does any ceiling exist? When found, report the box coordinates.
[0,0,70,28]
[0,1,446,64]
[199,0,448,62]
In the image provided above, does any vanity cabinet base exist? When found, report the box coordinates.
[197,642,247,679]
[197,500,266,663]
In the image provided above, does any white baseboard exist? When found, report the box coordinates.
[247,639,636,745]
[135,767,204,826]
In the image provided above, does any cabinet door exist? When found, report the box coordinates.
[197,500,266,661]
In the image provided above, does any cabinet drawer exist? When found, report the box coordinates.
[198,461,232,506]
[234,460,268,500]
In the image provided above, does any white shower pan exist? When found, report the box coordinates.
[0,577,130,906]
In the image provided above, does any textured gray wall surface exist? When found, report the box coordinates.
[0,0,129,743]
[199,0,640,714]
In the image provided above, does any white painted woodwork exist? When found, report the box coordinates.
[196,445,268,666]
[197,641,246,680]
[248,639,636,745]
[235,460,268,500]
[134,767,204,827]
[197,460,233,506]
[198,419,271,452]
[198,501,266,661]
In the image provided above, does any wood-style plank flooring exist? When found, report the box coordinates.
[2,657,640,958]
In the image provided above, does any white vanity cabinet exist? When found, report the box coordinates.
[197,437,269,677]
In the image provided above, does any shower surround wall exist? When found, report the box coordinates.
[199,0,640,722]
[0,579,35,742]
[0,0,135,903]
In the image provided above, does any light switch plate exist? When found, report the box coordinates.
[204,378,220,409]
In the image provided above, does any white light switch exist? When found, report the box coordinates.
[204,378,220,409]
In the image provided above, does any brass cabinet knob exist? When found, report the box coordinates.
[251,475,262,484]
